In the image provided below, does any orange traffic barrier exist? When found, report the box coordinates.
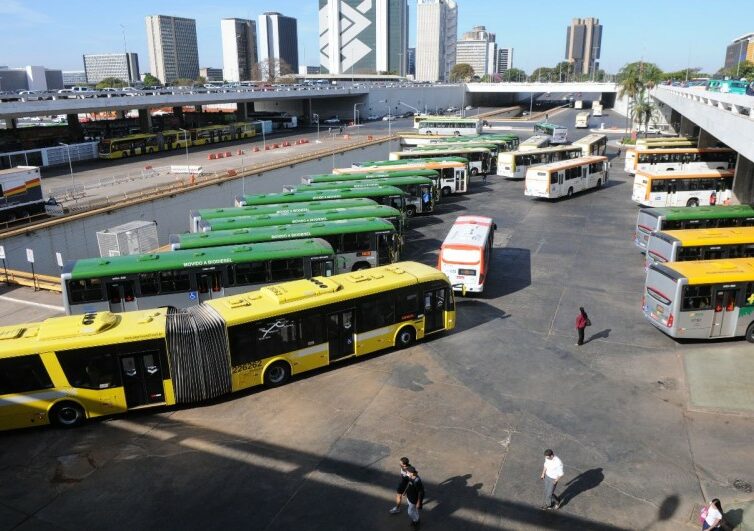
[227,169,237,177]
[253,146,260,152]
[144,165,153,170]
[224,151,232,157]
[368,135,373,140]
[237,149,244,155]
[208,154,216,160]
[265,145,271,150]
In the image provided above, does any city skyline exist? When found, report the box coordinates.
[1,0,751,75]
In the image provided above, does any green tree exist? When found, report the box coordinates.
[142,73,161,87]
[172,78,197,87]
[617,61,663,134]
[552,61,575,82]
[718,60,754,79]
[529,67,554,82]
[504,68,526,82]
[630,92,660,137]
[95,77,127,89]
[252,59,293,83]
[450,63,474,82]
[195,76,207,85]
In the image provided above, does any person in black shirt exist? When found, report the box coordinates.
[389,457,412,514]
[405,466,424,528]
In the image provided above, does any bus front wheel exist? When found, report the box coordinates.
[396,327,416,349]
[406,206,417,218]
[441,186,451,197]
[746,323,754,343]
[470,168,478,176]
[264,361,291,387]
[686,198,699,207]
[567,187,574,198]
[50,401,85,428]
[596,179,602,189]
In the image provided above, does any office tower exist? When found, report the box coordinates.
[221,18,258,82]
[319,0,409,75]
[83,53,140,84]
[407,47,416,76]
[565,17,602,76]
[724,33,754,70]
[416,0,457,82]
[258,12,299,79]
[145,15,199,84]
[455,25,496,77]
[496,47,513,74]
[200,67,224,82]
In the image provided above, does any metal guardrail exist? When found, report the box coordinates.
[1,268,60,292]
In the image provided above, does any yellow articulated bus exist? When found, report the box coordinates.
[0,262,455,431]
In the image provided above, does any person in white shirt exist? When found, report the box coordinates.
[702,498,724,530]
[540,449,564,510]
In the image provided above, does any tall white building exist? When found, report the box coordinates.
[83,53,140,84]
[145,15,199,84]
[456,25,496,77]
[319,0,408,75]
[415,0,457,82]
[221,19,257,82]
[258,12,299,79]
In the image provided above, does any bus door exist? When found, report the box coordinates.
[665,181,677,206]
[106,280,137,312]
[310,257,335,277]
[120,350,165,408]
[327,310,355,360]
[377,231,397,265]
[711,289,739,337]
[196,270,223,301]
[423,287,447,333]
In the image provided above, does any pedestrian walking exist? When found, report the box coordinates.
[700,498,726,530]
[482,173,487,184]
[389,457,412,514]
[617,146,622,157]
[575,307,590,346]
[540,449,564,510]
[405,467,424,528]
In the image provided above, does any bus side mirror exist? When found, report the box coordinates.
[492,223,498,230]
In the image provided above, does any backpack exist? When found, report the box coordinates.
[699,505,708,524]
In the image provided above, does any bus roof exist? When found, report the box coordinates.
[202,205,402,232]
[352,158,467,168]
[192,198,379,221]
[306,170,438,182]
[535,122,566,129]
[172,217,396,250]
[441,216,495,249]
[207,261,449,324]
[530,155,607,172]
[407,146,494,153]
[658,227,754,247]
[418,117,479,123]
[629,147,733,154]
[64,239,334,278]
[237,186,406,206]
[635,169,734,180]
[503,145,581,157]
[572,134,607,145]
[654,258,754,285]
[641,205,754,221]
[292,176,434,191]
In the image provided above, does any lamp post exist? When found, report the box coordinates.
[178,128,190,170]
[313,113,320,142]
[529,92,533,117]
[58,142,75,194]
[353,102,364,126]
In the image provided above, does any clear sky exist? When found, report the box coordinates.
[1,0,750,75]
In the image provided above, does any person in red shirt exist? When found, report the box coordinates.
[576,307,590,346]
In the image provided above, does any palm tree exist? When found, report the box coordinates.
[617,61,664,136]
[630,92,659,137]
[617,70,643,135]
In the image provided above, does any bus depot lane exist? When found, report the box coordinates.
[2,123,754,530]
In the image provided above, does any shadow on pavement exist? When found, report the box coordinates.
[587,329,611,343]
[558,468,604,508]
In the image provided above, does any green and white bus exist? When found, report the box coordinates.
[342,159,469,196]
[634,205,754,251]
[395,146,496,175]
[234,186,408,216]
[199,204,405,237]
[285,176,436,217]
[190,198,379,233]
[302,169,438,197]
[62,240,336,315]
[534,122,568,144]
[418,118,483,136]
[429,134,520,152]
[171,218,401,273]
[517,135,550,151]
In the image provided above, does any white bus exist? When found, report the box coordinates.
[517,135,550,152]
[592,102,603,117]
[438,215,496,294]
[575,112,590,129]
[632,169,734,207]
[573,134,608,156]
[418,118,483,136]
[525,155,609,199]
[534,122,568,144]
[624,147,736,175]
[498,145,583,179]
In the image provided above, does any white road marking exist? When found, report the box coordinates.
[0,295,64,312]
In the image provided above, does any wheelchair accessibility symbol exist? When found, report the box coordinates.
[189,291,198,301]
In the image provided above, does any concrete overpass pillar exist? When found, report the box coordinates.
[138,109,152,133]
[7,118,19,129]
[66,113,83,140]
[698,129,719,148]
[172,106,184,126]
[678,116,698,137]
[733,155,754,204]
[194,105,203,113]
[116,110,127,120]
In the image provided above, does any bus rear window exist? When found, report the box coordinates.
[442,248,481,264]
[646,286,672,306]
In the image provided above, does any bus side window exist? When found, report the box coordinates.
[270,258,304,282]
[0,355,54,394]
[56,348,119,389]
[396,289,419,319]
[69,278,104,303]
[233,262,267,285]
[681,285,712,311]
[358,294,395,332]
[139,273,160,296]
[160,270,191,293]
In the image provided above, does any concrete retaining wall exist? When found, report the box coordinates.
[0,140,397,276]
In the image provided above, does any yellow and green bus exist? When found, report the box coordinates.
[643,258,754,341]
[645,227,754,270]
[0,262,455,431]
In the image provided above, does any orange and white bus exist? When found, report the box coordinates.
[437,215,496,293]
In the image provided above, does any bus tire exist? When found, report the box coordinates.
[425,131,433,135]
[406,206,417,218]
[596,179,602,189]
[686,198,699,207]
[471,168,478,176]
[746,323,754,343]
[352,262,370,271]
[396,326,416,349]
[567,187,574,198]
[453,131,461,136]
[49,401,85,428]
[264,361,291,387]
[441,186,451,197]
